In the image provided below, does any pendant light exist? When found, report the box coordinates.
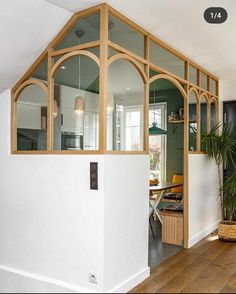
[53,100,58,118]
[74,96,84,115]
[74,29,84,115]
[149,89,167,135]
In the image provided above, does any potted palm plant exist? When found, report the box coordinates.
[202,123,236,241]
[218,171,236,241]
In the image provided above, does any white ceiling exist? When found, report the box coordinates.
[1,0,236,94]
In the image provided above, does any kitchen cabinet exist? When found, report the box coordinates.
[61,107,83,134]
[17,103,42,130]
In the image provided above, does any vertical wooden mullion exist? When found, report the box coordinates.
[144,35,149,152]
[48,49,54,151]
[11,95,17,152]
[99,4,109,153]
[197,93,201,151]
[184,83,189,248]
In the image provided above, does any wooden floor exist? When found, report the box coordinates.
[131,232,236,293]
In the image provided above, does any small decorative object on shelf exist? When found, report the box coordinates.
[168,108,184,123]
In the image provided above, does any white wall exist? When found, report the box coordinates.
[0,89,149,292]
[219,80,236,102]
[0,89,105,293]
[103,156,150,293]
[219,79,236,121]
[188,154,221,248]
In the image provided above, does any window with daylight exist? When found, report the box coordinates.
[149,103,166,182]
[107,58,145,151]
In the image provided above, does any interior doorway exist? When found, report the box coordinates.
[223,101,236,221]
[148,76,186,268]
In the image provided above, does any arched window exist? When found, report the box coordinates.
[107,57,145,151]
[200,94,208,151]
[52,52,100,151]
[16,82,48,151]
[188,89,198,151]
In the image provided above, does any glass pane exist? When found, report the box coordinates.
[31,57,48,82]
[210,100,216,128]
[55,13,100,50]
[188,91,198,151]
[150,40,185,78]
[200,72,208,90]
[149,78,184,182]
[88,46,100,57]
[108,46,120,57]
[210,79,217,95]
[200,95,208,151]
[53,55,99,150]
[149,68,161,78]
[149,104,166,182]
[107,59,144,151]
[189,65,197,85]
[17,85,47,150]
[109,14,144,57]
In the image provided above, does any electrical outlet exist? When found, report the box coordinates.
[89,272,98,284]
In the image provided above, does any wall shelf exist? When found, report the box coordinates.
[168,120,196,124]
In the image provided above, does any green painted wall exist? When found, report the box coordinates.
[150,88,184,181]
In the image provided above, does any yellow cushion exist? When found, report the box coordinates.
[172,175,183,193]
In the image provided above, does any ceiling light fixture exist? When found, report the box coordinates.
[74,29,85,115]
[149,89,167,136]
[53,100,58,119]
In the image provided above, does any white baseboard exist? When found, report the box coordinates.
[0,264,150,293]
[0,265,92,293]
[188,220,220,248]
[109,267,150,293]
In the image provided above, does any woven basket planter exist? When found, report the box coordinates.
[218,221,236,241]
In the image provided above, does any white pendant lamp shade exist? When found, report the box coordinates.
[74,96,84,114]
[53,100,58,118]
[107,93,114,113]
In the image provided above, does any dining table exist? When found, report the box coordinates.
[149,182,183,224]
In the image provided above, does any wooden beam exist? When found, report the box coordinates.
[144,35,149,153]
[99,4,109,152]
[51,40,100,57]
[108,41,148,65]
[184,84,189,248]
[48,48,54,151]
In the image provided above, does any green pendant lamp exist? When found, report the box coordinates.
[149,122,167,135]
[149,89,167,135]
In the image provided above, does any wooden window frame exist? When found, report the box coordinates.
[11,3,219,156]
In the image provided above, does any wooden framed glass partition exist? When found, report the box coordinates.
[11,3,219,155]
[11,3,219,248]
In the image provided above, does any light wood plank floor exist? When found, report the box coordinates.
[131,232,236,293]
